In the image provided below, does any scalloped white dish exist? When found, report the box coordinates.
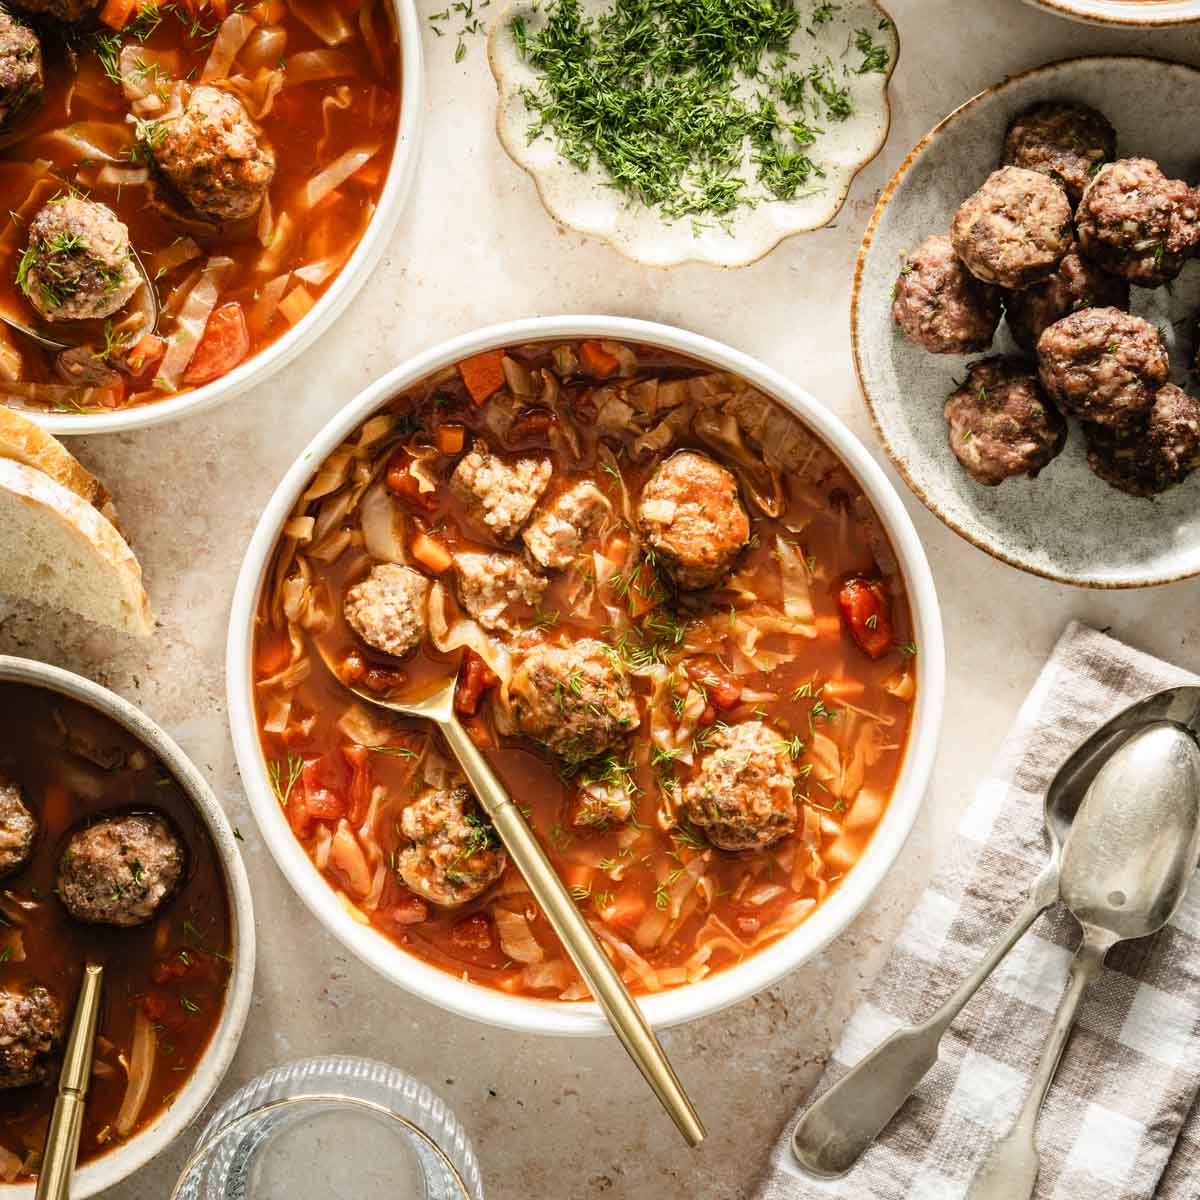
[488,0,898,268]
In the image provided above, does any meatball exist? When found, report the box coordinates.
[679,721,798,852]
[1037,307,1168,430]
[1002,101,1116,205]
[7,0,98,22]
[522,480,611,569]
[344,563,429,658]
[509,639,640,763]
[1086,384,1200,497]
[891,234,1002,354]
[151,86,275,222]
[18,197,140,322]
[0,772,35,879]
[1003,244,1129,352]
[637,451,749,590]
[1076,158,1200,286]
[454,551,547,633]
[57,813,185,927]
[0,985,63,1090]
[396,785,505,908]
[944,357,1066,486]
[450,441,551,543]
[0,8,41,130]
[951,167,1072,290]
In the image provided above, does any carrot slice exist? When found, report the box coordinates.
[99,0,138,29]
[411,532,453,574]
[435,423,465,454]
[458,349,506,404]
[580,339,619,378]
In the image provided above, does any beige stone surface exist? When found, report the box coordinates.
[4,2,1200,1196]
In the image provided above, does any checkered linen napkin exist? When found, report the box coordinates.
[757,620,1200,1200]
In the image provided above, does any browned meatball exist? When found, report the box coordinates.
[450,441,551,543]
[1076,159,1200,286]
[951,167,1072,290]
[1002,101,1116,205]
[1086,384,1200,497]
[151,86,275,222]
[945,357,1066,486]
[0,985,63,1090]
[453,551,547,633]
[1037,308,1167,430]
[637,451,749,590]
[18,197,140,322]
[57,813,185,927]
[0,8,40,129]
[1004,244,1129,352]
[522,480,611,569]
[8,0,98,22]
[397,785,506,908]
[510,639,640,764]
[0,772,35,879]
[344,563,429,657]
[891,234,1002,354]
[679,721,797,852]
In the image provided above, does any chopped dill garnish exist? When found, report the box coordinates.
[268,753,304,807]
[852,24,891,74]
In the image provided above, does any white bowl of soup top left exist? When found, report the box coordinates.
[5,0,423,437]
[0,656,255,1197]
[227,315,945,1037]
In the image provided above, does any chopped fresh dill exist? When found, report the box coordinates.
[268,753,304,807]
[852,24,891,74]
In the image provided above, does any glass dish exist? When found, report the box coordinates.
[171,1056,483,1200]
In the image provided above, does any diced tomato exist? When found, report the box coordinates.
[459,348,506,404]
[183,302,250,386]
[625,558,663,619]
[124,333,166,376]
[461,715,495,749]
[340,743,373,825]
[301,758,347,823]
[455,648,498,716]
[256,630,291,677]
[685,657,743,709]
[140,992,168,1021]
[449,914,493,953]
[507,408,556,447]
[386,894,429,927]
[362,664,407,695]
[579,339,619,378]
[385,449,440,513]
[836,576,894,660]
[604,531,630,569]
[597,888,646,928]
[340,649,367,685]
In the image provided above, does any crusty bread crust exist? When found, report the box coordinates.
[0,459,152,637]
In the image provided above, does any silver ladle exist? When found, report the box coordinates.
[0,247,160,353]
[792,684,1200,1178]
[968,719,1200,1199]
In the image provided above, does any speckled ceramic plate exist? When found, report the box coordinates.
[488,0,897,268]
[853,55,1200,589]
[1024,0,1200,26]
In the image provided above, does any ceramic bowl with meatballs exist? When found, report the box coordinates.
[0,655,254,1198]
[227,316,945,1037]
[854,56,1200,587]
[0,0,422,435]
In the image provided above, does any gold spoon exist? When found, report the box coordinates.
[36,962,104,1200]
[322,652,705,1147]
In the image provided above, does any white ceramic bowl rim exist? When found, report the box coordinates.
[1029,0,1200,26]
[29,0,424,437]
[0,656,256,1198]
[226,316,946,1037]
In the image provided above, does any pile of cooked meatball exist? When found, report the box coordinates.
[341,424,815,913]
[892,100,1200,498]
[0,766,185,1092]
[2,0,274,333]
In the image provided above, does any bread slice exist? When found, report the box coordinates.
[0,459,153,637]
[0,408,120,528]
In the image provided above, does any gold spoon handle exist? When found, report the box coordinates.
[438,713,705,1147]
[37,963,104,1200]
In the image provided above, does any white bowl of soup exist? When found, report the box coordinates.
[0,0,421,434]
[227,316,945,1036]
[0,656,255,1195]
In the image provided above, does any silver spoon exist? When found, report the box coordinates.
[968,719,1200,1199]
[0,247,160,353]
[316,646,705,1147]
[792,684,1200,1178]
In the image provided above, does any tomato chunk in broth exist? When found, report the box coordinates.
[0,683,232,1182]
[0,0,400,414]
[253,339,917,1001]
